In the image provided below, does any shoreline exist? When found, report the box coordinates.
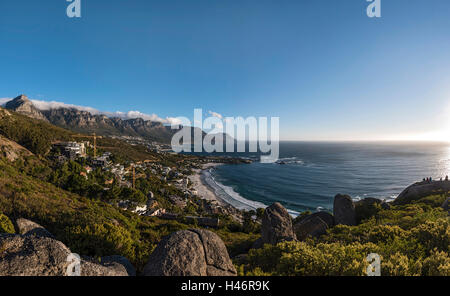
[189,162,301,217]
[189,162,271,214]
[189,163,228,207]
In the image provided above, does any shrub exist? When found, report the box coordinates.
[0,213,15,234]
[381,252,422,276]
[245,241,377,276]
[421,249,450,276]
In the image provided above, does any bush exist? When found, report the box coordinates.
[244,241,377,276]
[421,249,450,276]
[0,213,15,234]
[381,252,421,276]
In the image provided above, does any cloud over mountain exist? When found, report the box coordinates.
[4,97,181,125]
[0,98,12,105]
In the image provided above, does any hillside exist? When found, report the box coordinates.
[4,95,178,143]
[0,106,73,155]
[0,105,448,276]
[0,113,254,273]
[0,134,33,162]
[0,106,175,162]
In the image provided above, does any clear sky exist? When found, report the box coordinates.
[1,0,450,141]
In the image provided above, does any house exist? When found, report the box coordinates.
[169,195,187,208]
[80,171,88,180]
[92,156,110,167]
[84,166,92,174]
[146,208,165,217]
[53,142,86,159]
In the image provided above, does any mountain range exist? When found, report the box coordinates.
[3,95,179,143]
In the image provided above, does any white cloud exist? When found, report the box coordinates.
[0,98,12,106]
[208,110,223,119]
[31,99,101,114]
[1,96,184,125]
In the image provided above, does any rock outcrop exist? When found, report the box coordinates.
[0,134,33,162]
[101,255,137,276]
[293,212,334,240]
[261,203,296,245]
[15,218,54,238]
[333,194,356,226]
[0,233,73,276]
[4,95,48,122]
[294,216,328,240]
[80,256,134,276]
[143,229,236,276]
[394,181,450,205]
[0,219,133,276]
[297,211,334,227]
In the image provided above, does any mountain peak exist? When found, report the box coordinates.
[15,94,30,101]
[6,94,31,108]
[4,94,48,122]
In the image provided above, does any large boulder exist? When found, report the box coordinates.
[294,215,329,241]
[143,229,236,276]
[101,255,136,276]
[80,256,132,276]
[261,203,296,245]
[0,233,72,276]
[333,194,356,226]
[0,219,133,276]
[295,212,334,228]
[15,218,54,238]
[354,198,386,223]
[394,181,450,205]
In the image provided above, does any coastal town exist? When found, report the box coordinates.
[48,139,249,228]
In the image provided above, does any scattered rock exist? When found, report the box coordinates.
[15,218,54,238]
[261,203,296,245]
[143,229,236,276]
[333,194,356,226]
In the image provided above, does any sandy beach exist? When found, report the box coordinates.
[189,163,226,206]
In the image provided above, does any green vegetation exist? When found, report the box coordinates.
[0,156,187,270]
[0,108,448,276]
[0,154,256,272]
[238,194,449,276]
[0,110,72,155]
[0,213,15,234]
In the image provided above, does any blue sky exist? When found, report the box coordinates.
[1,0,450,141]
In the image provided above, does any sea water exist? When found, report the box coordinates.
[205,141,450,214]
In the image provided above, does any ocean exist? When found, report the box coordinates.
[202,141,450,215]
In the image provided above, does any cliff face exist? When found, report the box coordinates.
[5,95,49,122]
[3,95,177,143]
[0,134,33,161]
[41,108,177,142]
[3,95,214,144]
